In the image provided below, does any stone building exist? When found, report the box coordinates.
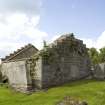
[1,34,91,92]
[1,44,38,91]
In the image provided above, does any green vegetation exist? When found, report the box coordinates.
[88,47,105,65]
[88,48,99,65]
[99,47,105,63]
[1,80,105,105]
[43,40,48,48]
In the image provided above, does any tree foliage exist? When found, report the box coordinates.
[88,47,105,65]
[88,48,99,65]
[99,47,105,63]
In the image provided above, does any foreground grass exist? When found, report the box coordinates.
[0,80,105,105]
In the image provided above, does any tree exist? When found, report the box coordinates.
[88,48,99,65]
[99,47,105,63]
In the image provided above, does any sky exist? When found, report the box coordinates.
[0,0,105,58]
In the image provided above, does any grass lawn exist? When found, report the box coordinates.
[0,80,105,105]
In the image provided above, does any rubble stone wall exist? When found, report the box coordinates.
[1,58,42,92]
[94,63,105,80]
[26,57,42,90]
[9,47,38,61]
[41,35,91,88]
[1,60,28,92]
[0,34,91,92]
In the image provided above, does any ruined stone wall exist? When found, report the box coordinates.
[1,57,42,92]
[26,57,42,90]
[9,47,38,61]
[0,34,91,92]
[41,35,91,88]
[1,60,28,92]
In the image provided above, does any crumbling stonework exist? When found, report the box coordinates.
[1,58,42,92]
[1,33,91,92]
[1,44,38,62]
[40,34,91,88]
[26,57,43,90]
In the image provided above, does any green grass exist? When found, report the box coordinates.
[0,80,105,105]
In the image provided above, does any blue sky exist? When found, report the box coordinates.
[40,0,105,39]
[0,0,105,57]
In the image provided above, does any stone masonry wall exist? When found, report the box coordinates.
[1,60,28,92]
[9,47,38,61]
[41,34,91,88]
[1,34,91,92]
[26,57,42,90]
[1,58,42,92]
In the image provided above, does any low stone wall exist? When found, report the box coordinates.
[94,63,105,80]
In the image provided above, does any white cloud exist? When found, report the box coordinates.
[96,31,105,49]
[50,35,61,43]
[0,13,48,57]
[80,38,96,48]
[80,31,105,49]
[0,0,48,58]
